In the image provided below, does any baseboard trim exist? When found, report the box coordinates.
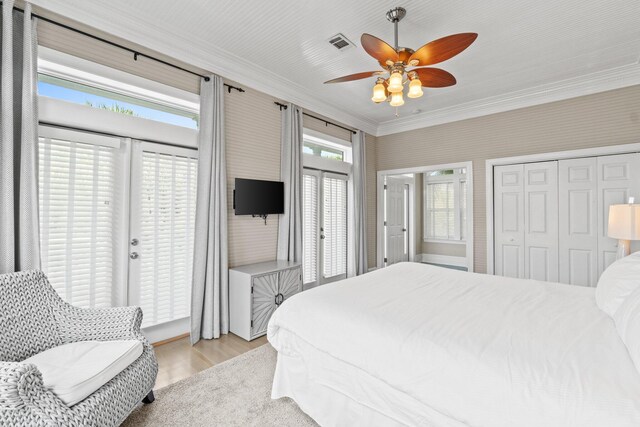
[419,254,468,268]
[152,332,190,347]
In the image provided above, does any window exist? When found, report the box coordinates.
[38,74,199,129]
[424,168,468,242]
[38,48,199,130]
[303,132,352,164]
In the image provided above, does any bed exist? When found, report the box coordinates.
[267,261,640,426]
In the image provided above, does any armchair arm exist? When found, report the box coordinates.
[0,361,70,424]
[55,304,145,343]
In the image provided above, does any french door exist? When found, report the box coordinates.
[303,169,348,288]
[128,141,198,328]
[38,127,198,336]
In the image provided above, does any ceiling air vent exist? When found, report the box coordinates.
[328,33,354,51]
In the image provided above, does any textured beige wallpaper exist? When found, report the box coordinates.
[376,85,640,273]
[225,86,282,267]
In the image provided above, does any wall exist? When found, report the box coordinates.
[225,86,282,267]
[376,85,640,273]
[226,94,378,268]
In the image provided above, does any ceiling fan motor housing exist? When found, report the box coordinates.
[386,7,406,23]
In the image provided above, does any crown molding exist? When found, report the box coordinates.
[31,0,379,135]
[376,63,640,136]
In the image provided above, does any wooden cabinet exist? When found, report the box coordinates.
[229,261,302,341]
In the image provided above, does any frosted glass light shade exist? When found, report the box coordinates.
[371,82,386,103]
[387,72,403,93]
[390,91,404,107]
[608,204,640,240]
[407,78,423,98]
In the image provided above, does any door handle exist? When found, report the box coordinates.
[129,252,139,260]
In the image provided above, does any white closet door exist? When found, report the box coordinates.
[559,158,598,286]
[494,164,525,278]
[524,161,559,282]
[597,154,640,275]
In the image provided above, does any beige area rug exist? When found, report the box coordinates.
[123,344,317,426]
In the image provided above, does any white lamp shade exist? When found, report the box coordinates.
[608,204,640,240]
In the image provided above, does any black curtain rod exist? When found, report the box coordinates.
[274,102,356,135]
[5,2,245,93]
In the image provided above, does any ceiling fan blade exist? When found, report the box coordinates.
[361,33,398,66]
[413,67,457,87]
[324,71,382,84]
[409,33,478,66]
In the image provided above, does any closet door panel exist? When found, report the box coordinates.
[494,164,525,278]
[524,161,558,282]
[597,154,640,275]
[559,158,598,286]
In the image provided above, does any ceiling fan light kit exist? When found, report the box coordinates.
[325,6,477,112]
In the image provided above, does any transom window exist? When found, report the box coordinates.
[303,132,352,164]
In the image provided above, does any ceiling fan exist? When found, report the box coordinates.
[324,7,477,109]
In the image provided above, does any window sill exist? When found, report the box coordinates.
[423,239,467,245]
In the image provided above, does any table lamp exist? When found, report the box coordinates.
[608,198,640,260]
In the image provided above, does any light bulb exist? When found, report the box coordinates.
[407,77,423,98]
[390,91,404,107]
[371,81,387,103]
[387,71,403,93]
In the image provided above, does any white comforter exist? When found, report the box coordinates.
[268,262,640,426]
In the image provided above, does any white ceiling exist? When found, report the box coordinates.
[33,0,640,136]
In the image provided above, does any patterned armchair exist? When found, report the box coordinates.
[0,270,158,426]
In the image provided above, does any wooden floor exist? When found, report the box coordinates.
[153,333,268,389]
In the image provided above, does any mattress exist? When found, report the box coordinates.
[267,262,640,426]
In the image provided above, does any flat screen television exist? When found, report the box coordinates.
[233,178,284,216]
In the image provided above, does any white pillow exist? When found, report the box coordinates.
[614,285,640,372]
[595,251,640,317]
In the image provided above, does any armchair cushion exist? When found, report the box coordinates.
[24,340,143,406]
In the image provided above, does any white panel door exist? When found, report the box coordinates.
[597,153,640,275]
[559,157,598,286]
[524,161,559,282]
[494,164,525,278]
[385,176,407,265]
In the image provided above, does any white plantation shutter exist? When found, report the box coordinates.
[460,179,467,240]
[323,174,348,278]
[424,170,467,241]
[137,149,197,327]
[38,136,119,308]
[303,173,318,284]
[426,182,455,239]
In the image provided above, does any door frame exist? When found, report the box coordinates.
[377,161,474,271]
[485,142,640,275]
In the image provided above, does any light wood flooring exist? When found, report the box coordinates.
[153,333,268,389]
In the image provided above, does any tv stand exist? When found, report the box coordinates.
[252,214,268,225]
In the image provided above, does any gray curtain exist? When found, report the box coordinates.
[277,103,303,262]
[351,130,368,275]
[191,74,228,345]
[0,1,40,274]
